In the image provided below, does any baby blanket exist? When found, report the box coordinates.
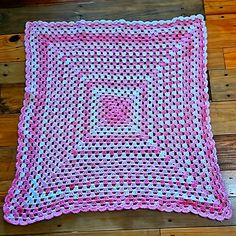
[3,15,232,225]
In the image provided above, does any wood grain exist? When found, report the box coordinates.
[215,135,236,170]
[204,0,236,15]
[0,0,87,8]
[0,114,19,146]
[161,226,236,236]
[0,62,25,84]
[0,84,24,113]
[206,14,236,50]
[210,101,236,135]
[18,229,160,236]
[0,4,81,34]
[0,34,25,62]
[224,47,236,69]
[0,231,159,236]
[0,147,16,181]
[209,69,236,101]
[207,48,225,70]
[0,0,204,34]
[222,171,236,197]
[75,0,203,21]
[0,180,11,206]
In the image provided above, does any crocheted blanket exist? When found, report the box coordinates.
[4,15,232,225]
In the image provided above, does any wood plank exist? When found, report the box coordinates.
[0,84,24,113]
[204,0,236,15]
[0,0,85,8]
[161,226,236,236]
[0,114,19,146]
[0,62,25,84]
[0,180,11,206]
[206,14,236,50]
[210,101,236,135]
[224,47,236,69]
[0,4,81,34]
[20,229,160,236]
[0,147,16,181]
[207,48,225,70]
[215,135,236,170]
[75,0,203,21]
[0,0,204,34]
[222,171,236,197]
[0,34,25,62]
[209,69,236,101]
[1,197,236,235]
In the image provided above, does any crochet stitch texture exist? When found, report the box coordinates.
[3,15,232,225]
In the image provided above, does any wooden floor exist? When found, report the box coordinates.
[0,0,236,235]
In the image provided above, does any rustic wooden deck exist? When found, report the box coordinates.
[0,0,236,235]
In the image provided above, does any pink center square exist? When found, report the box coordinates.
[98,95,132,127]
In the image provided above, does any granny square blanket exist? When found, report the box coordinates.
[4,15,232,225]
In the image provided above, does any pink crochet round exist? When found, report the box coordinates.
[3,15,232,225]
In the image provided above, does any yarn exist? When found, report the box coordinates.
[3,15,232,225]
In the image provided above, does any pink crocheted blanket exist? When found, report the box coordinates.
[4,15,232,225]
